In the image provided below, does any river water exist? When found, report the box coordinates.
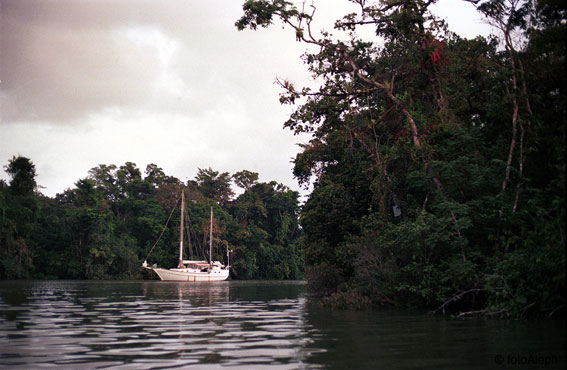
[0,280,564,369]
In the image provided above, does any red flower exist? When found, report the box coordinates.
[420,38,447,69]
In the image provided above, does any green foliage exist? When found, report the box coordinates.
[4,156,37,196]
[195,168,235,205]
[0,158,303,281]
[232,170,259,191]
[229,181,303,280]
[0,156,38,279]
[236,0,300,31]
[237,0,565,317]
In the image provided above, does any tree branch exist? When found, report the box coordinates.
[434,288,483,315]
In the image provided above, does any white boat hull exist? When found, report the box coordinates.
[148,267,229,282]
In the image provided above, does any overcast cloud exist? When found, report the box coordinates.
[0,0,490,198]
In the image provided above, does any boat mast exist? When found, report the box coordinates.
[209,206,213,267]
[178,191,185,268]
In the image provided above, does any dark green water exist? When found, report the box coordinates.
[0,280,564,369]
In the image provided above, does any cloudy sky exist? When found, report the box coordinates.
[0,0,491,198]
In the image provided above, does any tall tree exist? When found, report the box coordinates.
[195,168,235,204]
[0,156,38,278]
[229,181,302,280]
[5,156,37,196]
[236,0,565,317]
[232,170,259,191]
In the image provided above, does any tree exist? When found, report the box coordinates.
[232,170,259,191]
[236,0,565,317]
[0,156,38,278]
[0,154,304,281]
[237,0,458,283]
[5,155,37,196]
[229,181,302,280]
[195,168,235,204]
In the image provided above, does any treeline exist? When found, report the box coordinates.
[0,158,303,280]
[236,0,565,318]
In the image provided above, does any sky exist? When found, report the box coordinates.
[0,0,492,199]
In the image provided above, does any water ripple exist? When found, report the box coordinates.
[0,281,318,369]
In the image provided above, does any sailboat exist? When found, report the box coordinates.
[143,192,230,282]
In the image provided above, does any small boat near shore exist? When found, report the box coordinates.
[143,192,230,282]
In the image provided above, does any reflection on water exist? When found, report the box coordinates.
[0,280,565,369]
[0,281,312,369]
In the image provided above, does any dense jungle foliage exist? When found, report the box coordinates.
[0,159,303,281]
[1,0,564,319]
[236,0,565,318]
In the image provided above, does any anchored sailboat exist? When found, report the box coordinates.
[143,192,230,282]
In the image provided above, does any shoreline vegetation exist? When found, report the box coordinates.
[234,0,565,318]
[0,161,303,282]
[1,0,565,319]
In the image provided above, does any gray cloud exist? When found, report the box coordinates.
[0,0,305,124]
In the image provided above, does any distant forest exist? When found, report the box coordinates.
[0,158,303,281]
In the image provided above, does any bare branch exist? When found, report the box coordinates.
[434,288,484,315]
